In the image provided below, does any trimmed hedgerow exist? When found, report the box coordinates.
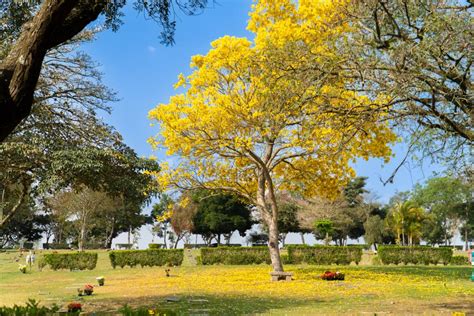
[42,252,98,270]
[377,246,452,265]
[286,246,362,265]
[449,255,470,266]
[148,243,162,249]
[200,247,271,265]
[109,249,184,268]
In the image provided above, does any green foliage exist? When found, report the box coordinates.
[377,246,453,265]
[363,215,384,246]
[0,299,59,316]
[314,220,334,236]
[278,202,300,234]
[449,255,470,266]
[286,246,362,265]
[343,176,368,207]
[191,190,253,241]
[148,243,162,249]
[313,220,334,245]
[43,243,69,249]
[42,252,98,271]
[109,249,184,268]
[200,247,271,265]
[412,176,473,246]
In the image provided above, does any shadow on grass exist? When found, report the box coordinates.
[82,294,326,315]
[289,265,472,280]
[430,300,474,315]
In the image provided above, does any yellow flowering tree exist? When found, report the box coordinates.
[149,0,396,272]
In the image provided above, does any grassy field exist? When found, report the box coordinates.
[0,250,473,315]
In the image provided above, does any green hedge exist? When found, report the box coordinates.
[109,249,184,268]
[287,246,362,265]
[42,252,98,270]
[42,243,69,250]
[378,246,453,265]
[449,255,470,266]
[148,243,162,249]
[200,247,271,265]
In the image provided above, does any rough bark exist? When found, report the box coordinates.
[78,212,86,251]
[256,170,284,272]
[0,180,29,228]
[0,0,106,142]
[267,216,284,272]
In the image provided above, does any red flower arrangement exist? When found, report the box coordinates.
[321,271,345,281]
[83,284,94,295]
[67,302,82,312]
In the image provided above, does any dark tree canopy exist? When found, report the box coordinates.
[190,190,253,244]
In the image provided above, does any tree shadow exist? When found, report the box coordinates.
[290,265,471,280]
[82,293,327,315]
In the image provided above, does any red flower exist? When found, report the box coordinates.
[67,302,82,312]
[321,271,345,280]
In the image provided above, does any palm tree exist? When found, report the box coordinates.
[387,201,426,246]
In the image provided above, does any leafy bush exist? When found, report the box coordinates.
[378,246,452,265]
[109,249,184,268]
[42,252,98,270]
[148,243,162,249]
[200,247,271,265]
[0,299,59,315]
[184,244,208,249]
[43,243,70,250]
[347,244,370,250]
[286,246,362,265]
[450,255,470,266]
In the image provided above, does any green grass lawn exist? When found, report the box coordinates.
[0,250,473,315]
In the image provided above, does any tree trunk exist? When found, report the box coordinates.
[0,180,29,228]
[163,226,167,249]
[105,225,115,249]
[267,217,284,272]
[465,208,469,251]
[217,234,221,246]
[280,233,287,247]
[465,226,469,251]
[78,218,86,252]
[300,232,306,245]
[173,234,181,249]
[255,158,283,272]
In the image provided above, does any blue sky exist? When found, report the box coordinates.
[81,1,440,205]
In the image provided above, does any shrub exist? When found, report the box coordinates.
[109,249,184,268]
[184,244,208,249]
[377,246,452,265]
[148,243,162,249]
[450,255,470,266]
[200,247,271,265]
[286,246,362,265]
[42,252,98,270]
[22,242,34,250]
[0,299,59,315]
[43,243,70,250]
